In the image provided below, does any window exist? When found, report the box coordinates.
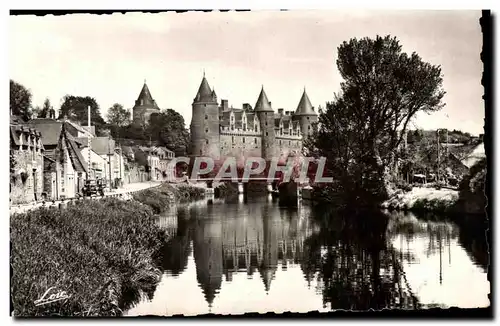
[289,141,291,146]
[308,125,311,130]
[254,138,257,143]
[205,115,208,120]
[243,137,245,143]
[206,140,209,145]
[232,136,235,143]
[307,117,310,120]
[265,122,267,126]
[205,129,209,133]
[265,132,268,136]
[204,104,207,107]
[279,140,281,146]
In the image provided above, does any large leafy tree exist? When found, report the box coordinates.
[147,109,190,156]
[10,80,32,121]
[305,35,445,207]
[106,103,131,138]
[33,98,53,118]
[59,95,107,136]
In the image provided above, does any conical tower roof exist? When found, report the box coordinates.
[135,81,157,108]
[259,267,276,293]
[295,88,316,116]
[254,86,273,112]
[194,74,215,103]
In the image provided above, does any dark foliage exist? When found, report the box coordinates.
[305,35,445,208]
[10,80,32,121]
[59,95,107,136]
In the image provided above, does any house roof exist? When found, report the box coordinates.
[157,146,174,154]
[90,137,116,155]
[65,120,95,137]
[462,142,486,168]
[27,119,63,146]
[254,86,273,112]
[10,126,20,146]
[295,89,316,116]
[67,137,88,173]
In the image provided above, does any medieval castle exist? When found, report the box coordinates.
[131,75,319,160]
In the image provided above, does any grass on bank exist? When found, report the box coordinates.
[132,183,205,213]
[10,198,167,317]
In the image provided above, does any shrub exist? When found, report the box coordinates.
[132,183,205,212]
[10,198,165,316]
[395,180,413,192]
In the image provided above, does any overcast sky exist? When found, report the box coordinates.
[9,10,484,135]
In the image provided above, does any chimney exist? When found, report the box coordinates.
[278,109,284,115]
[221,99,229,111]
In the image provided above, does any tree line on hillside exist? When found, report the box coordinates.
[9,80,190,156]
[407,129,478,145]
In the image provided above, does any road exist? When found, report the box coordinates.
[10,181,162,215]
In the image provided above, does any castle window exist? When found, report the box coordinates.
[307,117,310,120]
[265,122,267,126]
[232,136,235,144]
[206,140,209,145]
[204,104,207,107]
[308,125,311,130]
[254,138,257,143]
[243,137,245,143]
[279,140,281,146]
[289,141,291,146]
[205,129,209,133]
[265,132,268,136]
[205,115,208,120]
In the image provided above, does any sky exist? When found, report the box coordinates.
[9,10,484,135]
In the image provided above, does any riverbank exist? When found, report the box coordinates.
[380,187,459,214]
[132,183,205,213]
[10,182,205,317]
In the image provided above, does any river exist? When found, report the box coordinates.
[125,194,490,316]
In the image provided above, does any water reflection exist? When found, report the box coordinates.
[127,199,489,316]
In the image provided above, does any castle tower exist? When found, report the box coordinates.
[254,86,276,161]
[293,88,318,138]
[190,74,221,159]
[132,81,160,126]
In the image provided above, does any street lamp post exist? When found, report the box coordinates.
[107,135,113,190]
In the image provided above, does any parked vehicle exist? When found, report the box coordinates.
[82,179,105,197]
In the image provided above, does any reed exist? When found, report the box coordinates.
[10,198,166,317]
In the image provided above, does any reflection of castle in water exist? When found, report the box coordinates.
[192,202,315,307]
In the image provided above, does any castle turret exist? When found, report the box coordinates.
[132,81,160,126]
[254,86,276,161]
[293,88,318,138]
[190,74,220,159]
